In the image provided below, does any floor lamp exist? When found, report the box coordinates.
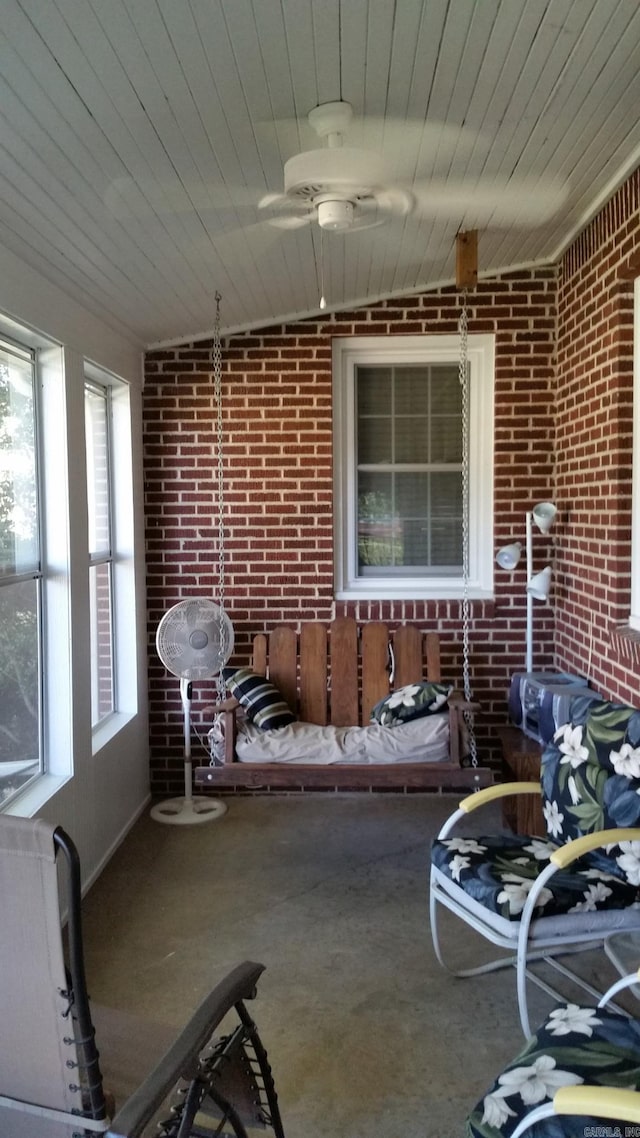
[496,502,556,672]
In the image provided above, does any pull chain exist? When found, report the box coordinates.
[319,228,327,310]
[459,290,478,769]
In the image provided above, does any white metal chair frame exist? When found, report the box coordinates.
[430,781,640,1037]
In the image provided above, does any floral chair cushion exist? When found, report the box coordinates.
[466,1003,640,1137]
[431,833,638,921]
[541,701,640,884]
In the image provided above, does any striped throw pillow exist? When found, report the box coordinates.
[224,668,295,731]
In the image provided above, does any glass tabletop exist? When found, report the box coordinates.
[605,930,640,994]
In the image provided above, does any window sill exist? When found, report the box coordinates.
[3,772,72,818]
[335,584,495,601]
[92,710,136,755]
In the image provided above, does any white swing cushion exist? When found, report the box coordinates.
[235,713,450,765]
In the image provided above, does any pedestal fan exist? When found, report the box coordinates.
[152,598,234,825]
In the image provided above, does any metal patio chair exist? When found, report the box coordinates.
[430,699,640,1037]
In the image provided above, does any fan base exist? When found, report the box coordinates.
[150,795,228,826]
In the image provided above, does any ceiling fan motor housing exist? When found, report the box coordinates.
[317,199,354,230]
[283,148,384,202]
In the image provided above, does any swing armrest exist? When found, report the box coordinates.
[209,697,241,765]
[447,690,480,766]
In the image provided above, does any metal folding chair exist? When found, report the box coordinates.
[0,814,285,1137]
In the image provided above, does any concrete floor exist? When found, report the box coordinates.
[80,794,618,1138]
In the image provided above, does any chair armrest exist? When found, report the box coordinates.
[554,1084,640,1123]
[435,782,541,840]
[550,827,640,870]
[107,961,265,1138]
[459,781,541,814]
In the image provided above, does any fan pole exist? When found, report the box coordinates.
[150,297,233,827]
[150,679,228,825]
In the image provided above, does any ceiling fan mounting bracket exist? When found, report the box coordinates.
[307,100,353,142]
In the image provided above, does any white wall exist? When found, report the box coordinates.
[0,242,150,891]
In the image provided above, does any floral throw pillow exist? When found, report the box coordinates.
[371,682,451,726]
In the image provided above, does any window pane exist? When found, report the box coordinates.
[0,578,41,804]
[89,561,114,725]
[430,472,463,567]
[395,415,430,463]
[394,366,429,412]
[357,367,392,464]
[357,472,399,568]
[85,385,111,557]
[356,367,391,415]
[0,347,38,575]
[358,414,394,464]
[431,368,462,462]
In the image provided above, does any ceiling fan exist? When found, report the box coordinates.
[254,100,568,236]
[104,99,568,270]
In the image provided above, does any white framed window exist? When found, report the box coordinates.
[333,334,495,600]
[85,380,115,726]
[631,278,640,631]
[84,361,138,748]
[0,336,43,805]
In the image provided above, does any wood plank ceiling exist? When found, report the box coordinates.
[1,0,639,346]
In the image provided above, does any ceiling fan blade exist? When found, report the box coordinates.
[104,175,263,220]
[409,175,569,226]
[267,214,313,230]
[212,219,309,265]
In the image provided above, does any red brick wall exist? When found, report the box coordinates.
[554,170,640,703]
[144,270,557,793]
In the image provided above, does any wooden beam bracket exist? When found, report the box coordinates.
[456,230,478,289]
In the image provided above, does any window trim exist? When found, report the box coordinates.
[333,334,495,600]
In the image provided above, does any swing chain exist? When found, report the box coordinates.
[213,291,228,706]
[458,291,478,769]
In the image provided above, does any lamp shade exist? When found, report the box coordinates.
[496,541,523,570]
[532,501,557,534]
[527,565,552,600]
